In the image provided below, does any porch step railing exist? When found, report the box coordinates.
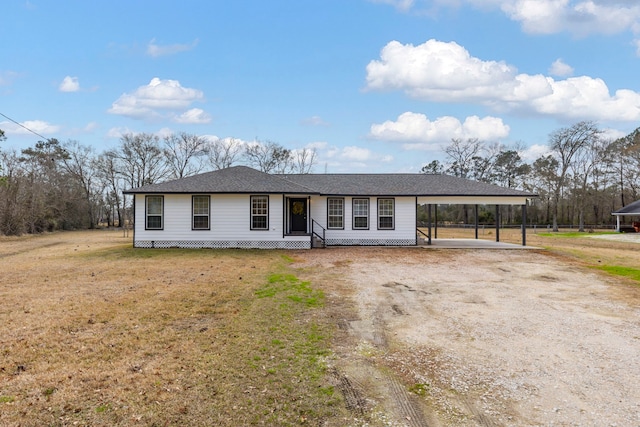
[417,228,431,245]
[312,219,326,248]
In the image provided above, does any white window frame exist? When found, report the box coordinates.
[377,198,395,230]
[145,195,163,230]
[352,198,369,230]
[192,195,210,230]
[250,195,269,230]
[327,198,344,229]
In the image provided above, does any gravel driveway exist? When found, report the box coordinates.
[294,247,640,427]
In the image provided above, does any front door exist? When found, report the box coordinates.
[289,198,307,233]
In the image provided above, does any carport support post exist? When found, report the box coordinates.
[495,205,500,242]
[522,203,527,246]
[427,204,432,245]
[474,205,479,240]
[434,204,438,239]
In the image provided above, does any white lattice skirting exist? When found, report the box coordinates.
[325,238,415,246]
[135,240,311,249]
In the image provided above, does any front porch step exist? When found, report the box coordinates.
[312,236,325,248]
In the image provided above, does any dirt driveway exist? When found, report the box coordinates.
[293,247,640,427]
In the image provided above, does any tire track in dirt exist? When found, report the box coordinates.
[335,284,434,427]
[0,241,62,258]
[384,374,431,427]
[331,368,367,417]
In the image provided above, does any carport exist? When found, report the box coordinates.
[612,200,640,232]
[418,195,532,246]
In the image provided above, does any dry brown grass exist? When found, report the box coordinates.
[1,228,638,426]
[0,230,348,426]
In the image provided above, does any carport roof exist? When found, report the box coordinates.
[612,200,640,215]
[125,165,536,198]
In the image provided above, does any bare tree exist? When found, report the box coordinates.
[95,151,125,227]
[444,138,484,178]
[548,121,601,231]
[59,140,103,228]
[243,140,292,173]
[291,147,317,174]
[608,127,640,205]
[115,133,170,188]
[529,155,559,225]
[208,137,244,170]
[163,132,208,179]
[0,149,26,235]
[569,136,608,231]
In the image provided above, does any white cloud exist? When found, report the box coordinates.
[306,141,328,150]
[634,38,640,57]
[84,122,99,132]
[108,77,207,121]
[549,58,574,77]
[1,119,60,135]
[59,76,80,92]
[381,1,640,39]
[106,127,135,139]
[342,146,373,161]
[146,38,199,57]
[366,39,640,121]
[520,143,551,162]
[366,40,516,100]
[499,0,640,37]
[0,70,19,86]
[174,108,212,124]
[601,127,628,141]
[319,145,395,169]
[369,112,510,150]
[369,0,415,12]
[106,127,176,140]
[301,115,330,127]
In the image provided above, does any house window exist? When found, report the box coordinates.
[251,195,269,230]
[145,195,163,230]
[192,195,210,230]
[352,198,369,230]
[327,198,344,229]
[378,198,394,230]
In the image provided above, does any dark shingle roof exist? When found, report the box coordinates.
[285,173,534,197]
[124,166,316,194]
[613,200,640,215]
[125,166,535,198]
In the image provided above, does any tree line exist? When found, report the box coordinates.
[1,120,639,236]
[421,121,640,231]
[0,132,316,235]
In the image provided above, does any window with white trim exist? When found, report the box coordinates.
[327,198,344,229]
[251,195,269,230]
[145,195,163,230]
[192,195,210,230]
[378,198,394,230]
[352,198,369,230]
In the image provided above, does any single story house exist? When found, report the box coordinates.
[124,165,535,249]
[612,200,640,232]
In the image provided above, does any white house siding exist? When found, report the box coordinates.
[310,196,417,246]
[133,194,310,249]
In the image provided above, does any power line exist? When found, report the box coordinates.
[0,111,50,141]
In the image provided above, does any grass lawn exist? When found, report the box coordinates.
[1,227,638,426]
[0,231,348,426]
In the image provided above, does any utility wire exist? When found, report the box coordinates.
[0,111,51,141]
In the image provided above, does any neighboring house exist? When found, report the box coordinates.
[124,165,535,249]
[612,200,640,232]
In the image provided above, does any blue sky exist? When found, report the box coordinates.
[2,0,640,173]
